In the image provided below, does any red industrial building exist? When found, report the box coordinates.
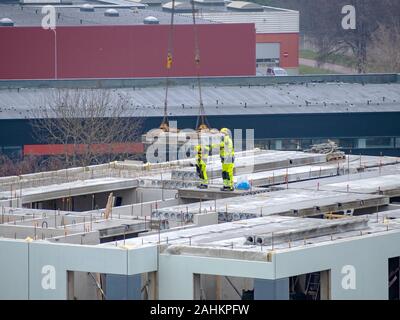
[197,3,300,74]
[0,1,299,80]
[256,33,299,72]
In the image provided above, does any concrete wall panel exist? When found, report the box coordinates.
[158,254,274,299]
[0,239,29,299]
[274,231,400,299]
[28,242,127,299]
[127,246,158,275]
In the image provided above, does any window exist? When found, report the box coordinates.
[290,270,330,300]
[1,146,23,160]
[366,137,394,148]
[396,138,400,148]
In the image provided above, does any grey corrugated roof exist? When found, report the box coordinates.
[0,3,213,26]
[0,82,399,119]
[195,9,299,33]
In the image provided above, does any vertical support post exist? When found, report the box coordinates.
[347,153,350,177]
[147,272,158,300]
[140,193,143,216]
[67,271,75,300]
[286,167,289,189]
[320,270,331,300]
[193,274,201,300]
[215,275,221,300]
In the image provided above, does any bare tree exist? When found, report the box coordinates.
[31,89,143,167]
[260,0,400,73]
[368,22,400,73]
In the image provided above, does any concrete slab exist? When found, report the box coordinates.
[171,151,328,180]
[118,212,400,256]
[153,189,389,222]
[0,206,153,242]
[0,178,138,204]
[320,174,400,197]
[287,163,400,190]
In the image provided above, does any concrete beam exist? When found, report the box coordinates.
[247,217,369,246]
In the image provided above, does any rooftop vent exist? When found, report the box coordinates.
[104,8,119,17]
[162,1,197,13]
[143,16,159,24]
[226,1,264,12]
[0,18,14,27]
[80,4,95,12]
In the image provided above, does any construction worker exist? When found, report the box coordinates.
[219,128,235,191]
[194,143,210,189]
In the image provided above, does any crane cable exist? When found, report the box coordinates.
[160,0,176,132]
[161,0,210,132]
[191,0,210,131]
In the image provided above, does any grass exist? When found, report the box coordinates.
[300,49,319,60]
[300,49,357,69]
[299,65,338,75]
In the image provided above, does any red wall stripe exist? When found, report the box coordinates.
[23,143,144,156]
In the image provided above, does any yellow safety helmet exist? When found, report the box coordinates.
[220,128,230,135]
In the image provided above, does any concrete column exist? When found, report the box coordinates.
[193,274,201,300]
[216,275,221,300]
[67,271,74,300]
[148,271,158,300]
[158,255,194,299]
[320,270,331,300]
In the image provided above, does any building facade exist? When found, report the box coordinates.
[0,0,299,79]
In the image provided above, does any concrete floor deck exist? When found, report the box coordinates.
[0,177,138,204]
[288,165,400,194]
[113,209,400,261]
[154,188,389,222]
[0,206,154,244]
[320,174,400,197]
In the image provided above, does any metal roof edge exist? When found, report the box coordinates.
[0,74,398,90]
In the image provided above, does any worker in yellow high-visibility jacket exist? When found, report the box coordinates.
[194,144,210,189]
[219,128,235,191]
